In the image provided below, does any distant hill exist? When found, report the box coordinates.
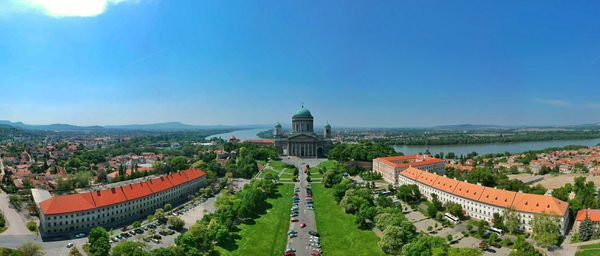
[430,124,516,130]
[0,120,270,132]
[0,120,105,132]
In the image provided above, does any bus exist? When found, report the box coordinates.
[443,213,460,224]
[488,227,504,237]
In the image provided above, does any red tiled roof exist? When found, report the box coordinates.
[576,209,600,222]
[180,168,206,181]
[146,176,172,193]
[166,171,189,187]
[121,182,154,201]
[39,193,96,215]
[39,168,206,215]
[415,171,439,186]
[91,187,128,208]
[454,181,485,201]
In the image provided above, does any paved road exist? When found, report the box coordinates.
[284,157,326,256]
[0,191,32,237]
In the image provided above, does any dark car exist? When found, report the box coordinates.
[309,231,320,237]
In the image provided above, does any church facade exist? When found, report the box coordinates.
[273,106,332,158]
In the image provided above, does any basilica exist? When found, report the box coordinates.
[273,105,332,158]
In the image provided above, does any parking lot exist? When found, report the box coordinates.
[285,161,322,256]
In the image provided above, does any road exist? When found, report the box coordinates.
[284,157,326,256]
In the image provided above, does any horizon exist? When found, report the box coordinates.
[1,1,600,126]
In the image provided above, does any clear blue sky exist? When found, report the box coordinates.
[0,0,599,127]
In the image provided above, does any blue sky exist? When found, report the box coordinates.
[0,0,599,127]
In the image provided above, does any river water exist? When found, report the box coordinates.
[393,138,600,156]
[208,129,600,156]
[207,128,268,141]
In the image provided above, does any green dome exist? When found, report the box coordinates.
[293,105,313,117]
[275,122,282,128]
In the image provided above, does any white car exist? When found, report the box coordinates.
[66,243,74,248]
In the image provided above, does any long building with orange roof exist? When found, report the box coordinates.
[37,168,206,237]
[373,154,445,184]
[395,166,570,235]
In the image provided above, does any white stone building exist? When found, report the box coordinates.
[37,168,206,237]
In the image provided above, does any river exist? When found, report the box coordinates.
[207,128,268,141]
[208,129,600,156]
[393,138,600,156]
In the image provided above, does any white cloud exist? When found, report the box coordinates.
[532,98,571,107]
[8,0,139,17]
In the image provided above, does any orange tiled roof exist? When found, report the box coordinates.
[401,167,422,180]
[91,187,128,208]
[415,171,439,186]
[479,187,517,209]
[39,168,206,215]
[39,193,96,215]
[454,181,485,201]
[576,209,600,222]
[399,166,568,216]
[375,154,444,169]
[431,175,460,194]
[511,193,568,216]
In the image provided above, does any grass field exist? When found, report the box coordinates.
[218,184,293,256]
[312,184,385,256]
[269,160,289,171]
[309,168,323,179]
[576,243,600,256]
[317,160,338,170]
[259,169,279,179]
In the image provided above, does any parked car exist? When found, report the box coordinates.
[291,218,299,222]
[75,233,86,238]
[66,243,73,248]
[300,223,307,228]
[309,231,319,237]
[152,239,161,244]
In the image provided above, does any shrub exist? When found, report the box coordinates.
[26,221,37,232]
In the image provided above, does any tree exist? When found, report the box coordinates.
[166,156,190,172]
[110,241,146,256]
[510,235,542,256]
[503,209,520,235]
[448,248,481,256]
[579,213,594,242]
[493,212,505,231]
[355,204,377,229]
[168,217,185,231]
[444,202,464,220]
[531,214,561,248]
[431,193,443,211]
[397,184,421,203]
[426,204,438,218]
[70,247,83,256]
[401,235,448,256]
[132,221,141,229]
[18,241,44,256]
[89,227,111,256]
[164,203,173,212]
[154,208,166,223]
[378,226,416,254]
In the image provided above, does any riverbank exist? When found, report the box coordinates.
[393,137,600,156]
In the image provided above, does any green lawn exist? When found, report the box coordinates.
[218,184,293,256]
[259,169,279,178]
[269,160,289,170]
[317,160,338,170]
[312,184,385,256]
[309,168,323,179]
[576,243,600,256]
